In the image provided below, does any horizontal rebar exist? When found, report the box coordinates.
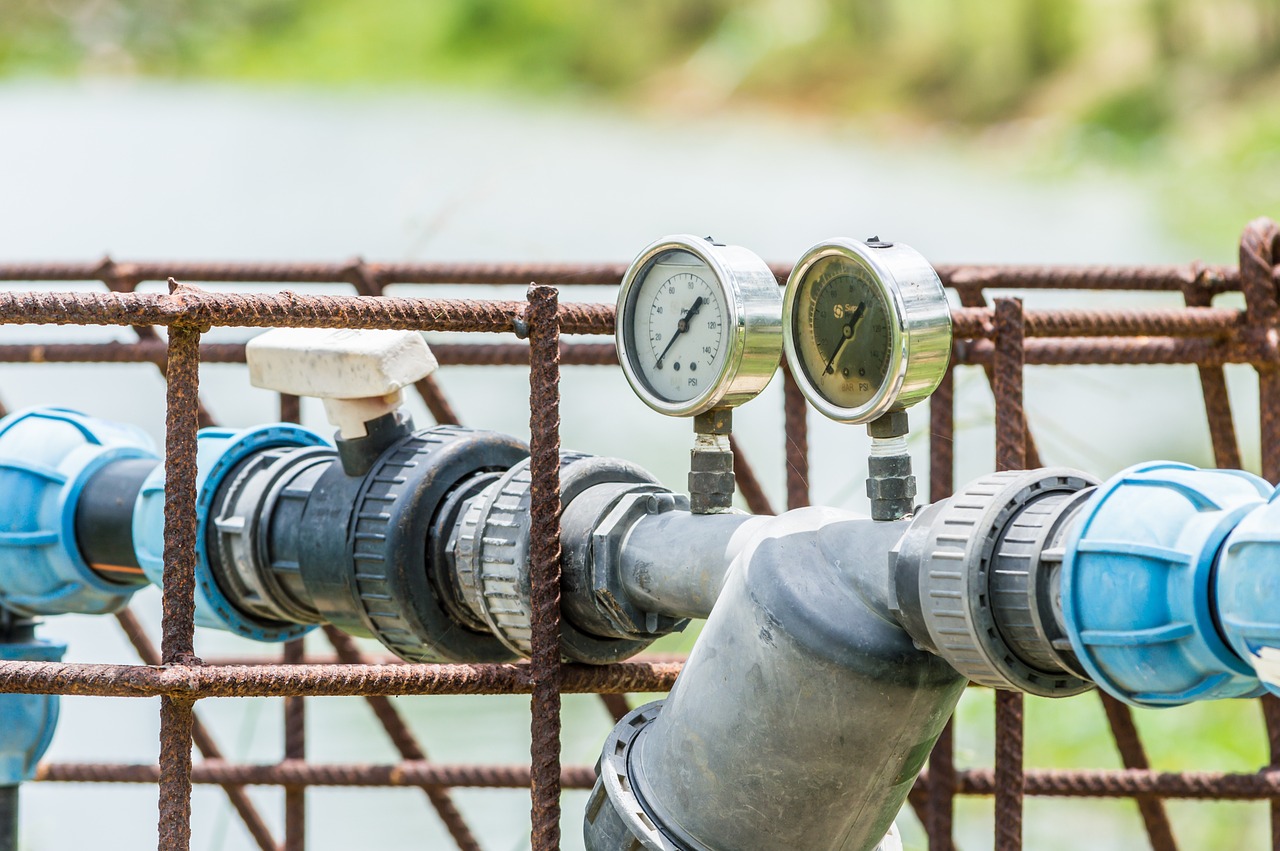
[36,761,1280,801]
[956,768,1280,800]
[0,289,614,336]
[0,260,1244,294]
[36,760,598,790]
[0,660,681,698]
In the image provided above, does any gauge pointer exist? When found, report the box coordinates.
[655,296,704,369]
[823,301,866,375]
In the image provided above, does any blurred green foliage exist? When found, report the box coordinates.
[1,0,1276,248]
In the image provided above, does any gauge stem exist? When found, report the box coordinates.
[690,408,735,514]
[867,411,916,521]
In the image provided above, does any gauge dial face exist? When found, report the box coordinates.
[617,235,782,417]
[793,254,894,411]
[622,248,729,405]
[783,238,952,425]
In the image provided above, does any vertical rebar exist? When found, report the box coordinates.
[283,639,307,851]
[527,285,563,850]
[1240,219,1280,482]
[278,388,306,851]
[1099,694,1178,851]
[158,309,202,851]
[927,362,957,851]
[279,393,301,426]
[993,298,1026,851]
[782,360,810,510]
[959,287,1042,468]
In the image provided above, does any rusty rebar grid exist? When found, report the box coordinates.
[0,221,1275,851]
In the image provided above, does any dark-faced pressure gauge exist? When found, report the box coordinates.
[616,235,782,417]
[782,237,951,425]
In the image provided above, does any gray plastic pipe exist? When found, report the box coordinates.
[617,510,771,620]
[586,507,967,851]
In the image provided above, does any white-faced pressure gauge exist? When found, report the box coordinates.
[782,237,951,425]
[616,235,782,417]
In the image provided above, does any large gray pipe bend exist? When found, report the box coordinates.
[585,507,967,851]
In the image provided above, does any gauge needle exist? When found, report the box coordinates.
[655,296,704,369]
[823,301,866,375]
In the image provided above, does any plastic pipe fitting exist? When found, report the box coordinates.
[0,408,158,617]
[1061,461,1270,706]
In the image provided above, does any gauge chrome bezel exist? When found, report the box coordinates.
[616,234,782,418]
[782,238,952,425]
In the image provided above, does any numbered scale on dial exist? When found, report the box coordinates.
[782,237,952,424]
[616,235,782,417]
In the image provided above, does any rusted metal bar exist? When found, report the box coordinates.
[38,761,599,790]
[950,306,1244,340]
[0,259,1245,294]
[728,435,776,516]
[281,390,307,851]
[113,610,278,851]
[283,639,306,851]
[926,362,957,851]
[782,360,810,510]
[38,761,1280,800]
[956,767,1280,799]
[959,288,1042,469]
[199,653,687,668]
[0,290,614,336]
[158,288,203,851]
[324,628,482,851]
[1240,219,1280,482]
[993,298,1026,851]
[940,264,1236,294]
[0,341,620,367]
[0,259,634,288]
[0,659,682,698]
[1098,693,1178,851]
[527,285,564,850]
[954,336,1276,367]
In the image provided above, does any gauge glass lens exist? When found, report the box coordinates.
[794,253,893,410]
[626,249,728,404]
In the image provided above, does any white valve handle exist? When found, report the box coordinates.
[246,328,438,438]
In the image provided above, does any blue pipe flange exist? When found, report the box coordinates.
[0,408,158,617]
[0,637,66,784]
[133,424,329,642]
[1216,489,1280,696]
[1061,461,1269,706]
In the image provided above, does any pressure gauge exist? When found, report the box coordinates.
[782,237,951,424]
[616,235,782,417]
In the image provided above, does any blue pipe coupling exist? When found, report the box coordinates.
[1062,462,1271,707]
[133,424,329,642]
[1218,490,1280,697]
[0,408,158,617]
[0,636,66,784]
